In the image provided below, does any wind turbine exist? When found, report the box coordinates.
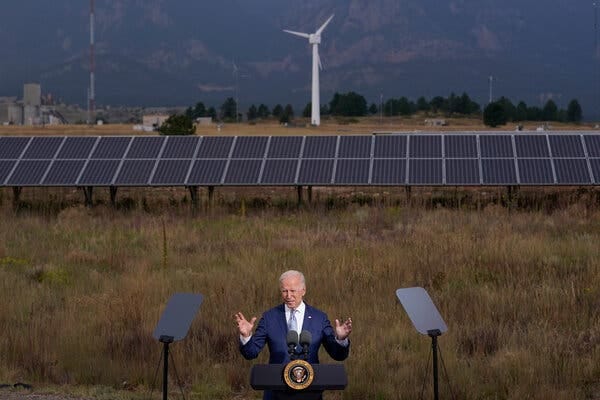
[284,14,334,126]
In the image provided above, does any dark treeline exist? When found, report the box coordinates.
[483,97,583,127]
[177,92,584,129]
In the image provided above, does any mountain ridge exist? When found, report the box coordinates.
[0,1,596,117]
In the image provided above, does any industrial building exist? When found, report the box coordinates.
[1,83,67,126]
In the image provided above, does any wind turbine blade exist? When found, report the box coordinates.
[318,54,323,70]
[283,29,310,39]
[316,14,334,35]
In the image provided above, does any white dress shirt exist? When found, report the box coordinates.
[285,302,305,333]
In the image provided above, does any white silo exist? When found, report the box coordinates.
[23,83,41,107]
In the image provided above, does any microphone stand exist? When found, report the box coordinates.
[288,344,298,361]
[287,330,299,361]
[301,344,309,360]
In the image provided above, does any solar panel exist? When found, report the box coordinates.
[444,135,477,158]
[196,136,234,158]
[224,159,262,184]
[267,136,303,158]
[0,160,17,184]
[371,159,406,184]
[187,159,227,184]
[549,135,584,158]
[302,136,337,158]
[409,159,442,184]
[334,159,370,184]
[161,136,200,159]
[43,160,86,185]
[261,159,299,184]
[57,137,98,159]
[231,136,268,158]
[482,159,517,184]
[297,159,334,184]
[3,134,600,191]
[114,160,157,185]
[584,135,600,157]
[126,136,165,159]
[553,159,591,184]
[337,136,371,158]
[515,135,549,158]
[517,159,554,184]
[7,160,51,185]
[0,137,31,158]
[22,137,64,159]
[409,136,441,158]
[78,159,121,185]
[480,135,513,158]
[374,135,407,158]
[92,137,132,159]
[445,159,480,185]
[152,160,193,185]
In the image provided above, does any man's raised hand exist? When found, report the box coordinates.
[235,312,256,338]
[334,317,352,340]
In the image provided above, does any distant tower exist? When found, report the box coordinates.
[88,0,96,124]
[595,2,599,56]
[595,2,600,119]
[488,75,493,104]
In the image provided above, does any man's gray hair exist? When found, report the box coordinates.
[279,270,306,288]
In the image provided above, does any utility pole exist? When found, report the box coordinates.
[595,2,600,121]
[380,93,383,124]
[88,0,95,125]
[233,61,239,123]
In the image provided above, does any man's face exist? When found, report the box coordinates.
[280,275,305,309]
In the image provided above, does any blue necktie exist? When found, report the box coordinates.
[288,309,298,332]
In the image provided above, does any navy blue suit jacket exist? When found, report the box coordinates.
[239,302,350,364]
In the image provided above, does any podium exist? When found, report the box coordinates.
[250,364,347,400]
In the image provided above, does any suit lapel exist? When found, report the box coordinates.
[302,303,313,332]
[277,304,288,333]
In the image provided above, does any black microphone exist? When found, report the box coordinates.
[299,330,312,359]
[287,330,299,359]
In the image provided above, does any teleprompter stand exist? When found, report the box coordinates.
[152,293,203,400]
[396,287,454,400]
[250,364,347,400]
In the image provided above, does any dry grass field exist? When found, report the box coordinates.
[0,115,596,137]
[0,121,599,400]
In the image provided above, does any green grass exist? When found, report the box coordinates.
[0,191,598,399]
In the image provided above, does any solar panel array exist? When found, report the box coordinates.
[1,133,600,187]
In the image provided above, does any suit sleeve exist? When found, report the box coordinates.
[239,314,268,360]
[320,316,350,361]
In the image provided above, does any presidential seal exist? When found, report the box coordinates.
[283,359,314,390]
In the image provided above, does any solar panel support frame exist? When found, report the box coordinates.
[581,135,596,183]
[510,135,521,185]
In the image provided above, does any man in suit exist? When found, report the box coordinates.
[235,270,352,398]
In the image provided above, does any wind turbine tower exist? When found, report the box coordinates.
[284,14,334,126]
